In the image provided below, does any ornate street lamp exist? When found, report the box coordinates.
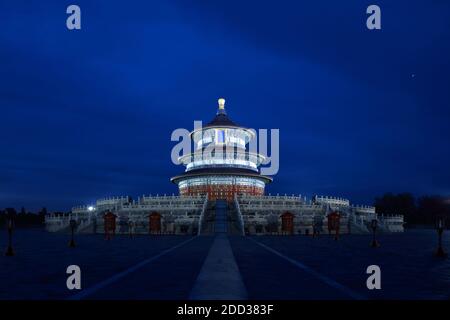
[370,219,380,247]
[128,220,134,238]
[5,212,15,256]
[69,219,77,248]
[435,217,446,258]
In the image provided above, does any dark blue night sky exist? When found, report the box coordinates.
[1,1,449,211]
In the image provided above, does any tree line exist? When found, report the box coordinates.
[0,207,50,227]
[374,193,450,227]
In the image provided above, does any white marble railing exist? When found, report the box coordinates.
[122,203,204,211]
[239,194,304,201]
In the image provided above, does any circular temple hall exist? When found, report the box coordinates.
[171,98,272,201]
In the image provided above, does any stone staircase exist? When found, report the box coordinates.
[348,214,370,234]
[214,200,228,233]
[198,200,245,235]
[228,200,245,235]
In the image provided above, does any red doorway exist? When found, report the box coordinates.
[149,212,161,234]
[103,211,117,240]
[281,212,294,234]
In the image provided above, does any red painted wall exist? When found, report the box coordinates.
[179,184,264,201]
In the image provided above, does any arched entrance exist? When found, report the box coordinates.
[149,212,161,234]
[281,212,294,234]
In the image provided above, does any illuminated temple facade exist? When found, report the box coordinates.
[45,99,404,235]
[171,98,271,201]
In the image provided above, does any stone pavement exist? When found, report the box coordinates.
[1,228,449,299]
[189,234,247,300]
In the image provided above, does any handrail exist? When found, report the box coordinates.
[197,196,209,235]
[234,194,245,236]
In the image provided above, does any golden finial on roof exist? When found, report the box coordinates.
[218,98,225,110]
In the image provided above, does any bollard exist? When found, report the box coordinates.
[370,219,380,247]
[68,219,77,248]
[129,221,134,238]
[436,218,446,258]
[5,217,15,256]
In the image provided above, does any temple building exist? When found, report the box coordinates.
[45,98,404,235]
[171,98,271,201]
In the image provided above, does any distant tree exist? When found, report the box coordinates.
[416,196,450,227]
[5,208,17,216]
[374,193,450,226]
[0,208,17,227]
[374,193,417,224]
[0,209,5,226]
[20,207,26,215]
[39,207,48,216]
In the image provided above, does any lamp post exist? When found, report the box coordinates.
[370,219,380,247]
[129,220,134,238]
[334,217,339,241]
[435,217,446,258]
[313,216,322,238]
[313,221,321,238]
[5,213,15,256]
[69,219,77,248]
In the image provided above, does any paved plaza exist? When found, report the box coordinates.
[1,228,449,300]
